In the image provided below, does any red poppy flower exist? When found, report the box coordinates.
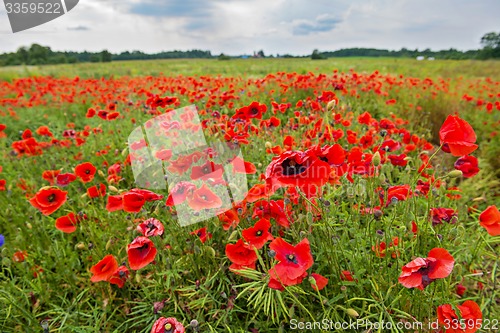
[186,184,223,211]
[90,255,119,282]
[106,195,123,212]
[129,188,163,201]
[245,101,267,119]
[252,200,291,228]
[454,155,479,178]
[190,227,212,243]
[388,153,408,167]
[75,162,97,183]
[430,207,457,225]
[399,248,454,290]
[56,173,77,187]
[268,238,314,289]
[190,161,224,181]
[137,218,164,237]
[308,144,346,166]
[123,192,146,213]
[242,218,274,249]
[36,125,53,137]
[479,205,500,236]
[165,181,196,206]
[456,283,466,296]
[108,265,129,288]
[439,115,478,157]
[340,270,356,282]
[231,156,257,174]
[42,170,60,185]
[265,150,330,192]
[87,183,106,198]
[127,236,157,270]
[384,185,412,206]
[437,300,482,333]
[29,187,67,215]
[245,183,275,203]
[86,108,96,118]
[155,148,172,161]
[310,273,328,291]
[225,239,258,267]
[218,208,240,230]
[0,179,5,191]
[372,237,399,258]
[13,250,28,263]
[55,212,84,233]
[151,317,185,333]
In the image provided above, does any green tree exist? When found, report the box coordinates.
[100,50,112,62]
[311,49,326,60]
[479,32,500,59]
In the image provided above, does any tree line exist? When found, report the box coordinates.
[0,45,213,66]
[0,32,498,67]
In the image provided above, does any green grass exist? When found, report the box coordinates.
[1,57,499,80]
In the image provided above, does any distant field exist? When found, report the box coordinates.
[1,57,500,80]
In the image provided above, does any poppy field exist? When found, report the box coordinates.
[0,58,499,332]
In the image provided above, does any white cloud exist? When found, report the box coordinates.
[0,0,498,55]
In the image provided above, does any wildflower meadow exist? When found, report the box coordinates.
[0,58,499,332]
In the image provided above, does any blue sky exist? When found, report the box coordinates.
[0,0,498,55]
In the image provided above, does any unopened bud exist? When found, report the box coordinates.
[265,142,272,149]
[372,151,381,166]
[346,308,359,318]
[447,170,463,178]
[108,185,119,192]
[326,99,337,111]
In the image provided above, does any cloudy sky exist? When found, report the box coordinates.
[0,0,498,55]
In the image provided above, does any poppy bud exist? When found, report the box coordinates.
[105,238,113,251]
[108,185,119,192]
[26,222,32,230]
[345,308,359,318]
[326,99,336,111]
[228,230,239,242]
[447,170,463,178]
[40,319,49,333]
[372,151,381,166]
[76,242,86,250]
[135,273,142,284]
[98,170,105,178]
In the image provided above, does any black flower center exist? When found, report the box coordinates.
[138,243,149,251]
[286,254,298,264]
[47,194,56,202]
[281,159,306,176]
[256,230,263,236]
[164,323,173,333]
[250,107,259,115]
